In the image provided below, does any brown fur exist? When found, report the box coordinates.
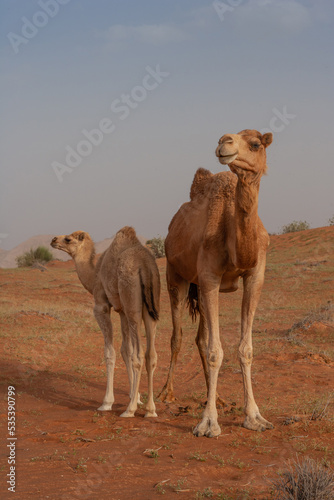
[158,129,274,437]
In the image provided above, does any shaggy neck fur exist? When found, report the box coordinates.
[233,173,261,269]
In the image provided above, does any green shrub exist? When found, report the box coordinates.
[16,246,53,267]
[146,236,165,258]
[281,220,310,234]
[328,215,334,226]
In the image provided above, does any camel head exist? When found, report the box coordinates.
[215,129,273,178]
[50,231,94,260]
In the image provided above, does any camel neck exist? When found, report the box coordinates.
[233,176,261,269]
[73,255,96,295]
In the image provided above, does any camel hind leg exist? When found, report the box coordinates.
[143,306,157,417]
[120,314,143,417]
[120,311,143,405]
[118,279,144,418]
[157,264,189,402]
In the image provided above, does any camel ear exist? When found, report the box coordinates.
[261,133,273,148]
[78,232,85,241]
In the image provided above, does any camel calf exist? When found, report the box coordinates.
[51,226,160,418]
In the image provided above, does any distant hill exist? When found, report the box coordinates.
[0,235,71,269]
[0,233,148,268]
[95,237,115,255]
[0,248,8,261]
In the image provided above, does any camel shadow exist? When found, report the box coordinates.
[0,359,130,412]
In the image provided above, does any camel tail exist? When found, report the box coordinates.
[139,266,160,321]
[187,283,200,323]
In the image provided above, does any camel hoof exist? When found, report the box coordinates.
[137,393,143,405]
[144,411,157,418]
[98,403,113,411]
[216,396,227,408]
[157,389,176,403]
[243,414,274,432]
[193,417,221,438]
[120,410,135,418]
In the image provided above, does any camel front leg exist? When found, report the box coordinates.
[94,298,115,411]
[196,289,226,408]
[157,266,189,402]
[193,282,223,438]
[240,264,273,431]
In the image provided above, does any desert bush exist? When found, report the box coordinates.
[281,220,310,233]
[329,215,334,226]
[271,456,334,500]
[16,246,53,267]
[146,236,165,258]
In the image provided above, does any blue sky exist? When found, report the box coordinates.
[1,0,333,250]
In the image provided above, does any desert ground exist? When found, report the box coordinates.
[0,226,333,499]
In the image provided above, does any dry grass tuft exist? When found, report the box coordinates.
[288,302,333,335]
[271,456,334,499]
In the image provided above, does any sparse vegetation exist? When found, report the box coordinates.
[16,246,53,267]
[287,302,333,336]
[189,451,207,462]
[75,457,88,473]
[281,220,310,234]
[195,487,214,498]
[271,456,334,499]
[146,236,165,258]
[329,215,334,226]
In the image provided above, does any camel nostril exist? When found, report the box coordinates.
[51,237,57,244]
[219,135,233,145]
[222,135,233,145]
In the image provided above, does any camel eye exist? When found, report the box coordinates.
[250,142,261,150]
[64,237,71,243]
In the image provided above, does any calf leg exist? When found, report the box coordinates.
[143,307,158,417]
[93,289,115,411]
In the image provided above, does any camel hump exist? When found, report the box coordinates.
[190,168,213,200]
[139,258,160,321]
[116,226,138,241]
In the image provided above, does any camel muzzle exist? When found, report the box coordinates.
[50,237,59,248]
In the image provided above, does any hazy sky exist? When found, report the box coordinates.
[1,0,333,250]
